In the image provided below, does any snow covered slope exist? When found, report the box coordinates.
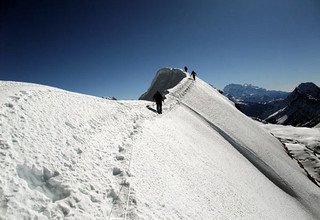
[1,69,320,219]
[260,123,320,186]
[0,81,155,219]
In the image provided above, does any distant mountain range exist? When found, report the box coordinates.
[223,82,320,127]
[224,83,290,103]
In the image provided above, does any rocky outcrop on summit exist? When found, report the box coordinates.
[266,82,320,127]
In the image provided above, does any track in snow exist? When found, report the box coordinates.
[108,116,143,220]
[146,77,195,114]
[118,77,196,218]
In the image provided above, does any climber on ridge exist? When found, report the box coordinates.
[153,91,164,114]
[191,71,197,80]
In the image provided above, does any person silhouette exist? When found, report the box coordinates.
[184,66,188,72]
[191,71,197,80]
[153,91,164,114]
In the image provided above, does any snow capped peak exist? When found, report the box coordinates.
[139,67,187,101]
[223,83,288,103]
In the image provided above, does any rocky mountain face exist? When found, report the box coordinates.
[224,82,320,127]
[235,100,286,119]
[265,82,320,127]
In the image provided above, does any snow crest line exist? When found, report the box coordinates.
[168,78,194,100]
[164,78,194,110]
[181,102,298,198]
[146,77,194,115]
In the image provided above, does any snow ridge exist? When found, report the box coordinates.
[136,69,320,219]
[1,71,320,219]
[168,79,297,197]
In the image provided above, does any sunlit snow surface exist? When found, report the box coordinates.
[260,123,320,186]
[0,69,320,219]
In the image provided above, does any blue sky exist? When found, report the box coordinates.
[1,0,320,99]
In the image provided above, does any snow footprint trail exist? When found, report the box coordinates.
[168,78,195,100]
[108,113,145,220]
[163,78,195,113]
[113,77,195,219]
[145,77,194,114]
[0,82,158,219]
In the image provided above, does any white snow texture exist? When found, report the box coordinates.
[0,68,320,219]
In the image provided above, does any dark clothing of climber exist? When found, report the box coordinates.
[191,71,197,80]
[184,66,188,72]
[153,91,164,114]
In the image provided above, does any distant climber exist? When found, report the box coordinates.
[184,66,188,72]
[191,71,197,80]
[153,91,164,114]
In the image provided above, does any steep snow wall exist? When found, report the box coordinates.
[139,67,187,101]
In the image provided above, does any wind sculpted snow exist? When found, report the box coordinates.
[0,69,320,219]
[139,67,187,101]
